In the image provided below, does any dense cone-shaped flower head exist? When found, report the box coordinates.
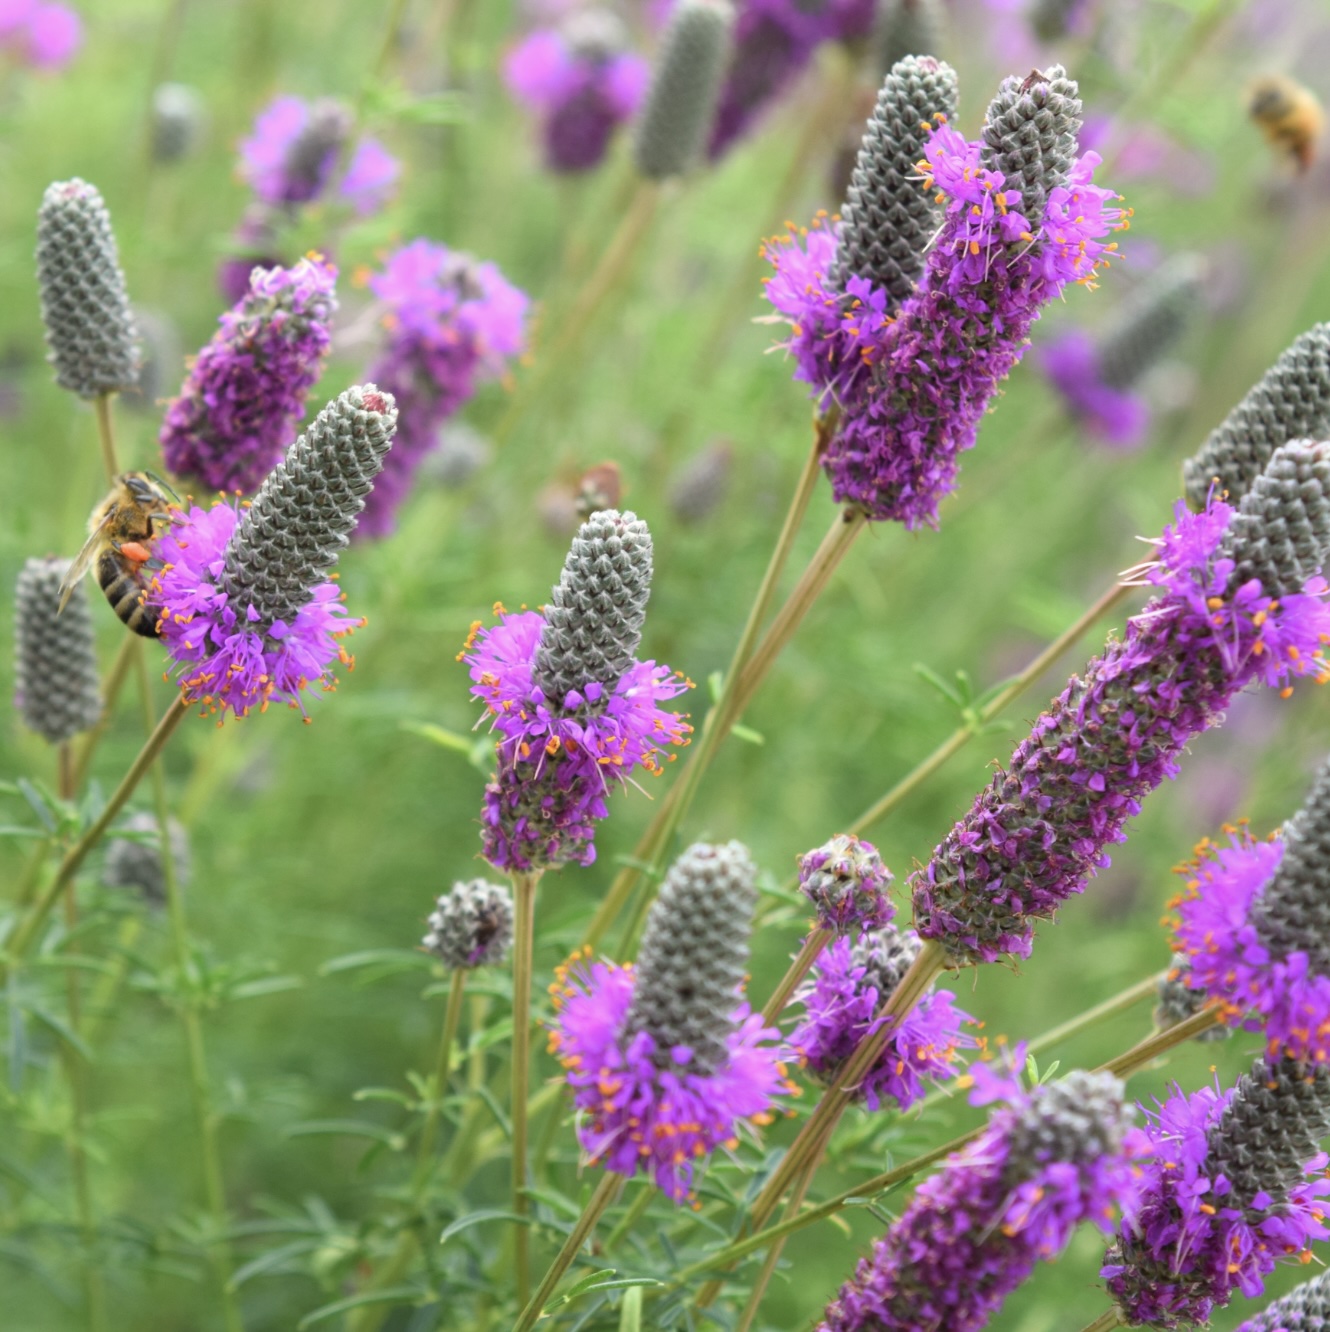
[1175,758,1330,1062]
[764,66,1125,527]
[548,841,790,1200]
[874,0,943,71]
[160,255,337,494]
[358,239,527,538]
[423,879,514,969]
[463,511,690,871]
[14,556,100,744]
[151,82,205,164]
[797,832,894,934]
[1184,323,1330,511]
[1153,952,1230,1043]
[790,925,971,1110]
[912,442,1330,966]
[504,11,649,173]
[102,811,190,908]
[1237,1268,1330,1331]
[1040,253,1205,449]
[634,0,734,180]
[150,386,397,720]
[36,179,140,400]
[828,55,959,304]
[819,1059,1142,1331]
[1104,1056,1330,1328]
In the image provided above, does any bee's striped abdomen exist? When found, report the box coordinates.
[96,550,158,638]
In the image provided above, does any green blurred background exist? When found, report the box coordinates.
[3,0,1330,1327]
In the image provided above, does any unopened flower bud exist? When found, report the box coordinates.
[14,556,100,745]
[980,64,1082,224]
[634,0,734,180]
[1184,323,1330,510]
[36,179,140,399]
[1096,253,1206,392]
[533,509,654,705]
[151,83,205,163]
[103,811,190,907]
[830,54,959,304]
[624,840,756,1075]
[423,879,514,969]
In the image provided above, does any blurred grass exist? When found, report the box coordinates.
[1,0,1330,1328]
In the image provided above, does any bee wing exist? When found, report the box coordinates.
[56,520,111,615]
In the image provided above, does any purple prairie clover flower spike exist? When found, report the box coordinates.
[1184,323,1330,511]
[151,83,205,164]
[1103,1056,1330,1328]
[1237,1268,1330,1332]
[763,68,1125,527]
[357,239,528,539]
[36,179,140,400]
[790,926,972,1111]
[462,511,691,871]
[1153,952,1230,1044]
[797,832,894,934]
[150,386,397,720]
[633,0,734,180]
[239,95,351,207]
[423,879,514,969]
[504,12,649,173]
[160,254,337,495]
[910,441,1330,967]
[548,841,790,1201]
[14,557,100,745]
[1175,758,1330,1062]
[828,55,959,303]
[1039,253,1205,450]
[818,1062,1144,1332]
[873,0,943,72]
[103,811,190,909]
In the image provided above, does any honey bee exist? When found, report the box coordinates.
[1247,74,1325,173]
[58,472,178,637]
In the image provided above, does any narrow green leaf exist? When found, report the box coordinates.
[438,1209,527,1245]
[619,1286,643,1332]
[285,1120,405,1149]
[297,1285,422,1328]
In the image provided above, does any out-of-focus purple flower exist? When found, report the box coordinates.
[1039,328,1149,448]
[818,1056,1144,1331]
[150,386,396,721]
[240,96,329,204]
[1103,1058,1330,1328]
[1080,114,1217,197]
[1175,761,1330,1063]
[911,455,1330,966]
[790,928,972,1111]
[797,832,894,934]
[16,1,79,67]
[763,115,1125,526]
[504,16,648,173]
[161,254,336,494]
[358,238,527,538]
[338,138,400,215]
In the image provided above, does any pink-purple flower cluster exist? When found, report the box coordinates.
[1103,1063,1330,1328]
[238,95,399,214]
[797,832,894,934]
[358,239,528,537]
[461,607,690,871]
[707,0,872,159]
[763,120,1126,527]
[548,953,788,1202]
[0,0,80,70]
[789,930,971,1111]
[160,254,336,494]
[1174,826,1330,1063]
[912,495,1330,965]
[503,23,648,173]
[1037,327,1149,448]
[819,1049,1143,1331]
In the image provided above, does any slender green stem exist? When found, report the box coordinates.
[494,181,662,448]
[369,0,411,86]
[513,1172,622,1332]
[1101,1007,1219,1078]
[412,967,467,1191]
[585,418,840,951]
[510,870,541,1310]
[602,1183,654,1254]
[3,695,189,976]
[72,636,137,792]
[92,394,120,481]
[12,836,54,909]
[134,651,242,1332]
[761,928,831,1026]
[1078,1311,1125,1332]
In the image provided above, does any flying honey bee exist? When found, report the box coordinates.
[58,472,178,637]
[1247,74,1325,173]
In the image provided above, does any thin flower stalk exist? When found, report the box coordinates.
[510,868,539,1309]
